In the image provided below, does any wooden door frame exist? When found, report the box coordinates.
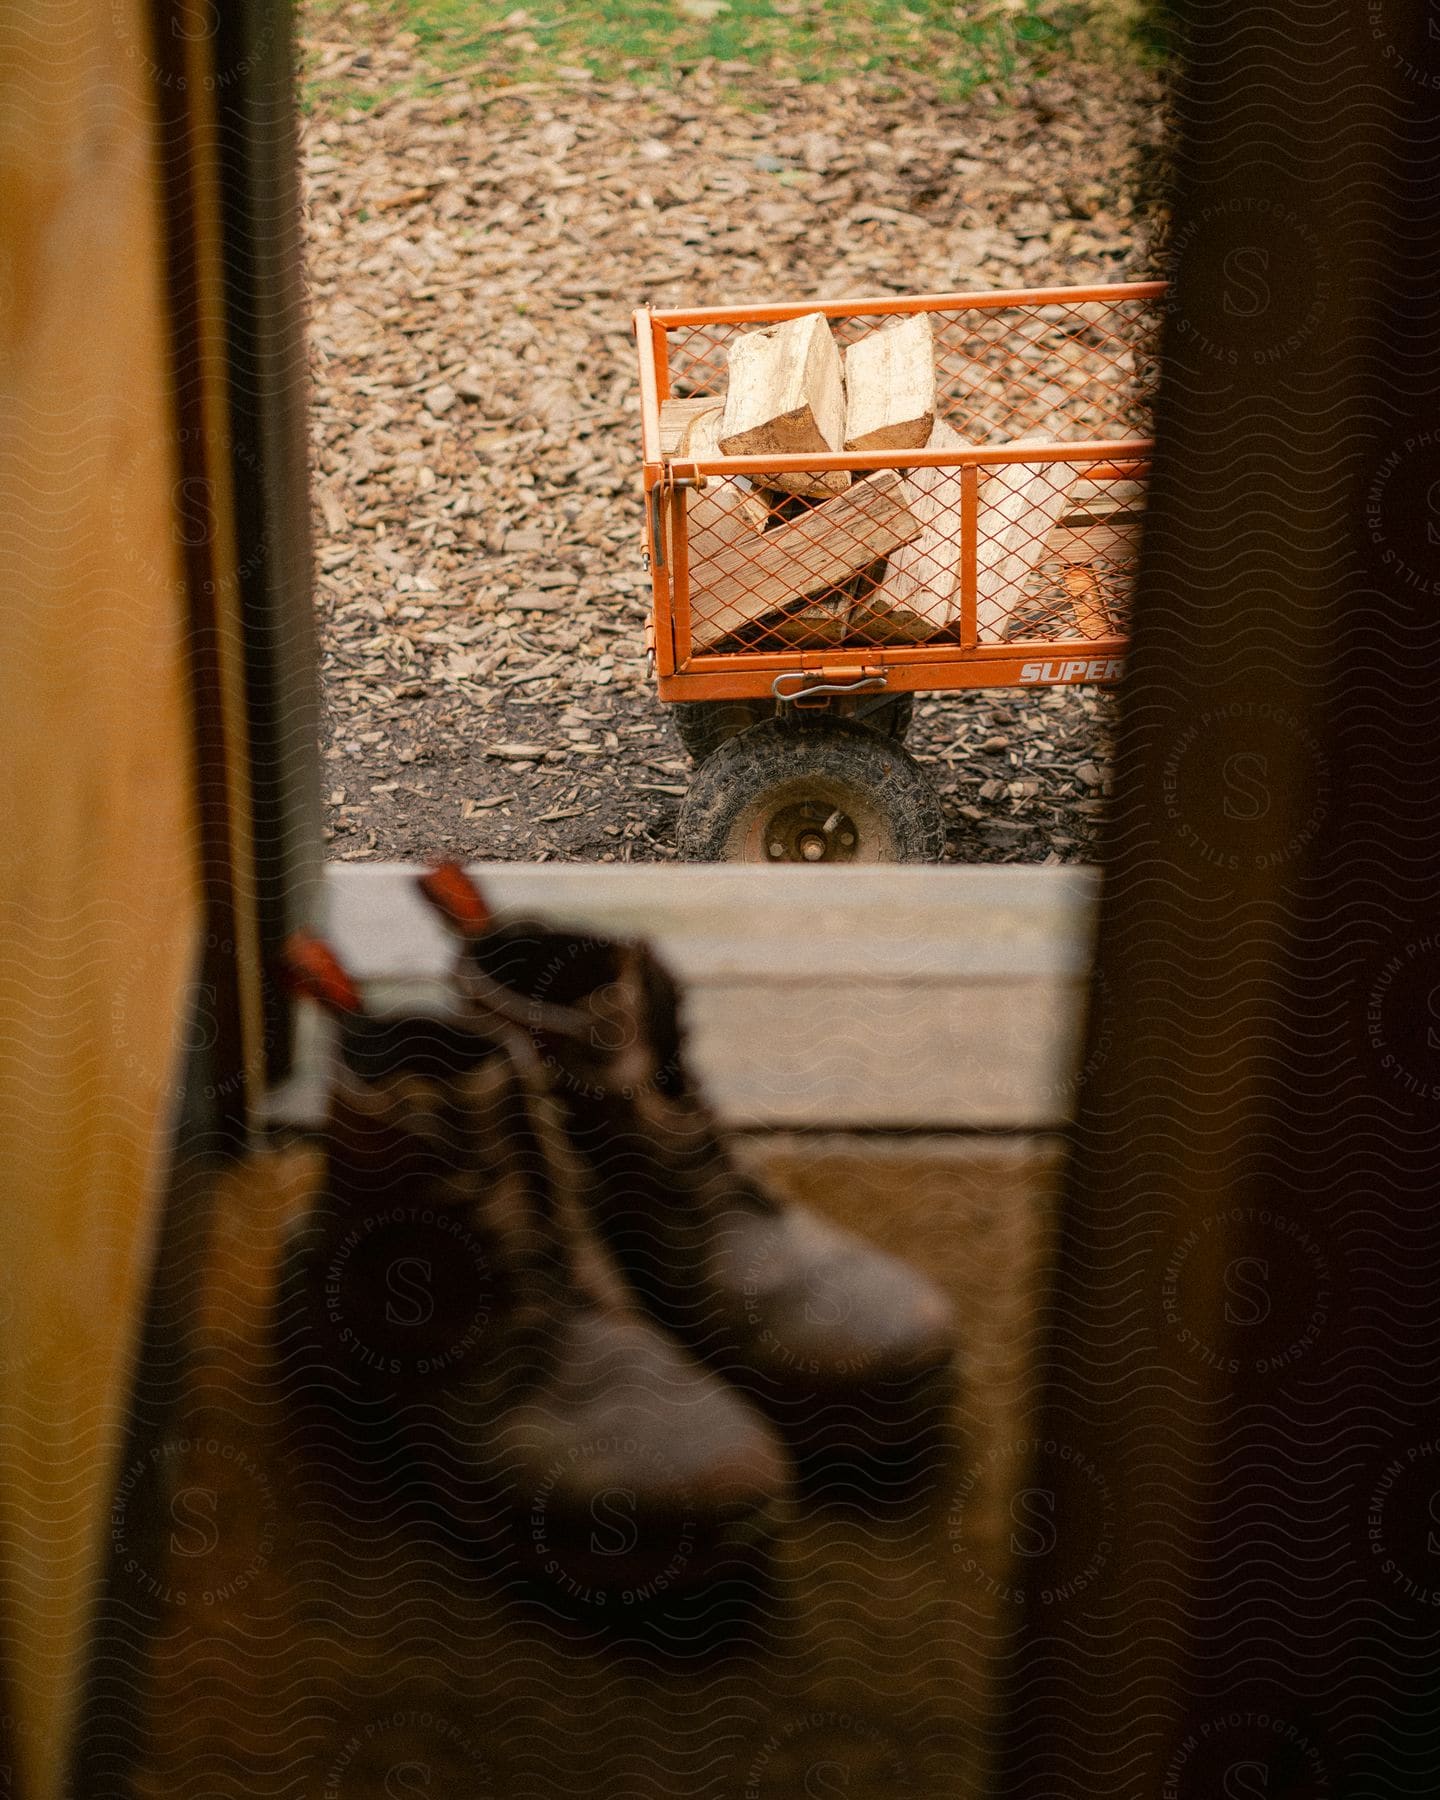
[67,4,317,1794]
[992,3,1440,1793]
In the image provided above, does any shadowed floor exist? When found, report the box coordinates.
[127,1132,1058,1800]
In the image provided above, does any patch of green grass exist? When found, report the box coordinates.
[302,0,1109,106]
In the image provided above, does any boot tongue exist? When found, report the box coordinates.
[528,950,776,1220]
[447,1055,573,1289]
[564,943,664,1096]
[485,1056,642,1320]
[442,925,775,1220]
[325,1044,572,1353]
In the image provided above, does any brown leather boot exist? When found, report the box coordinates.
[416,869,959,1477]
[276,939,788,1600]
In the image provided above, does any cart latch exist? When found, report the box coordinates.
[772,666,888,703]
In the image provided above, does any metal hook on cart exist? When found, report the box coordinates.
[772,670,889,703]
[649,463,706,571]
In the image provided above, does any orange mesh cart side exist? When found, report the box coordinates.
[634,281,1162,861]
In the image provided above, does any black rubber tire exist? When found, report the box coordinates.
[675,717,946,864]
[670,694,914,762]
[671,699,774,762]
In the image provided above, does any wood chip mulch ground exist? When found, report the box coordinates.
[302,27,1162,863]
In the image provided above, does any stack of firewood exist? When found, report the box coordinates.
[658,311,1084,653]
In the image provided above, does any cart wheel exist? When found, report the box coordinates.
[671,694,914,761]
[675,717,945,864]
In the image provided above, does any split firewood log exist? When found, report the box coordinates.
[762,591,852,649]
[688,469,921,653]
[658,395,721,456]
[662,395,777,529]
[975,442,1078,642]
[719,312,849,500]
[669,406,769,612]
[848,416,966,644]
[843,313,936,452]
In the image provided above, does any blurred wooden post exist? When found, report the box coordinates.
[0,8,204,1794]
[0,3,314,1794]
[993,2,1440,1794]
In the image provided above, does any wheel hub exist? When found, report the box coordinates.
[763,801,859,863]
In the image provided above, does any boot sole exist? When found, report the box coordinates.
[272,1236,787,1606]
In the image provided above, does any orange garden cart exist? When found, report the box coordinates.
[634,280,1163,862]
